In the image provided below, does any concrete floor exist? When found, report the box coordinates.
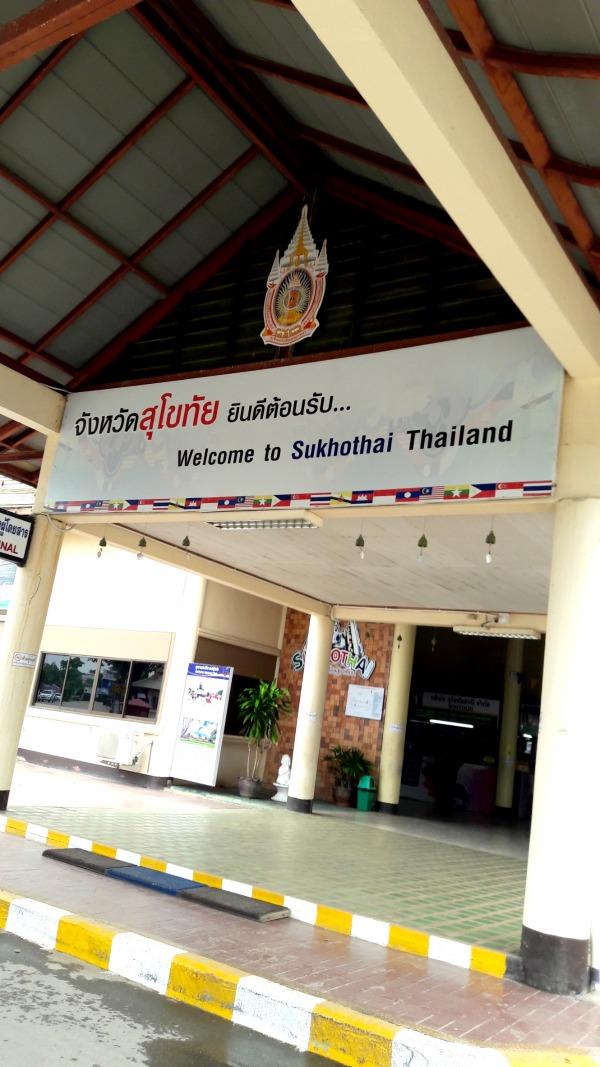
[9,759,529,951]
[0,931,328,1066]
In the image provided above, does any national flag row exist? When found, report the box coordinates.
[50,481,553,514]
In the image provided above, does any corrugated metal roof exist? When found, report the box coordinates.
[194,0,352,83]
[140,155,286,285]
[48,274,158,366]
[478,0,600,54]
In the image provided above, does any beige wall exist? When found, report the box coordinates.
[200,581,284,654]
[19,531,285,781]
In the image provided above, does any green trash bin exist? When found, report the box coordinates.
[356,774,376,812]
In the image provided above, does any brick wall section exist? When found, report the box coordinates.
[265,609,394,801]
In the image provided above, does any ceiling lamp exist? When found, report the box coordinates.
[205,510,322,531]
[96,535,107,559]
[181,535,191,548]
[453,626,540,640]
[485,529,496,564]
[417,532,428,563]
[136,537,147,560]
[355,532,365,560]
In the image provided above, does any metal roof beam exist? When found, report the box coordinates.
[0,36,81,123]
[0,448,44,463]
[292,0,600,377]
[447,28,600,80]
[70,184,299,388]
[0,463,38,486]
[445,0,600,285]
[0,0,142,72]
[324,171,474,256]
[134,0,315,191]
[233,49,600,194]
[231,49,366,106]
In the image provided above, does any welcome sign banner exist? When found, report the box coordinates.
[45,328,563,514]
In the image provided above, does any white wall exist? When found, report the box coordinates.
[19,532,285,783]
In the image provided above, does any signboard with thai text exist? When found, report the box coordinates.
[345,684,385,720]
[45,327,563,514]
[0,510,33,567]
[170,663,233,786]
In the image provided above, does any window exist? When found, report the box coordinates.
[34,654,164,722]
[125,663,164,719]
[93,660,131,716]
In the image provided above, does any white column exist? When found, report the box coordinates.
[377,624,416,812]
[495,639,524,811]
[521,499,599,993]
[287,613,334,814]
[0,438,64,807]
[147,573,208,780]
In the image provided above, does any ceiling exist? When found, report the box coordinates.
[127,508,554,613]
[0,0,597,488]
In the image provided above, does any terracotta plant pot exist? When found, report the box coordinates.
[332,783,351,807]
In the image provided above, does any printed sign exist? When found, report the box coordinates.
[345,684,385,720]
[12,652,36,669]
[0,510,33,567]
[292,620,375,680]
[45,327,563,514]
[423,692,500,718]
[170,663,233,786]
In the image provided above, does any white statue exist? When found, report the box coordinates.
[272,754,291,802]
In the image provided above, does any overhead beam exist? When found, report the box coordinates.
[325,171,474,256]
[72,522,331,616]
[447,28,600,80]
[135,1,312,190]
[0,0,141,71]
[333,605,547,631]
[292,0,600,377]
[70,184,298,388]
[231,49,366,106]
[0,448,44,463]
[0,362,64,436]
[299,124,425,185]
[0,463,38,487]
[445,0,600,285]
[233,50,600,191]
[0,36,81,123]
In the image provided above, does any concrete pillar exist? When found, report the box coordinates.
[287,613,334,814]
[377,623,416,812]
[495,639,524,812]
[0,461,64,808]
[147,573,208,781]
[521,499,600,993]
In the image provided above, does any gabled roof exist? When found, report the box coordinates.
[0,0,597,486]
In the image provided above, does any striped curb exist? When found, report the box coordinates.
[0,813,508,978]
[0,887,596,1067]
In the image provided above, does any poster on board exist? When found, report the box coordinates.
[170,663,233,786]
[345,684,385,721]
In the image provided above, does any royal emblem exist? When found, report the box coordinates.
[261,205,328,347]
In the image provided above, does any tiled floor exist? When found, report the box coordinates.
[9,760,528,951]
[1,832,600,1052]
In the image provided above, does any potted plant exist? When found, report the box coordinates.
[237,679,291,799]
[325,745,371,807]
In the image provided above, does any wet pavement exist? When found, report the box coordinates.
[0,931,328,1066]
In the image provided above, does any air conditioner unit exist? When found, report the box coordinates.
[97,731,140,766]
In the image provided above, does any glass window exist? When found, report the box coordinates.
[93,659,131,716]
[61,656,99,711]
[35,653,68,705]
[125,662,164,720]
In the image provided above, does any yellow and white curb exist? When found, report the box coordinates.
[0,888,596,1067]
[0,813,508,977]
